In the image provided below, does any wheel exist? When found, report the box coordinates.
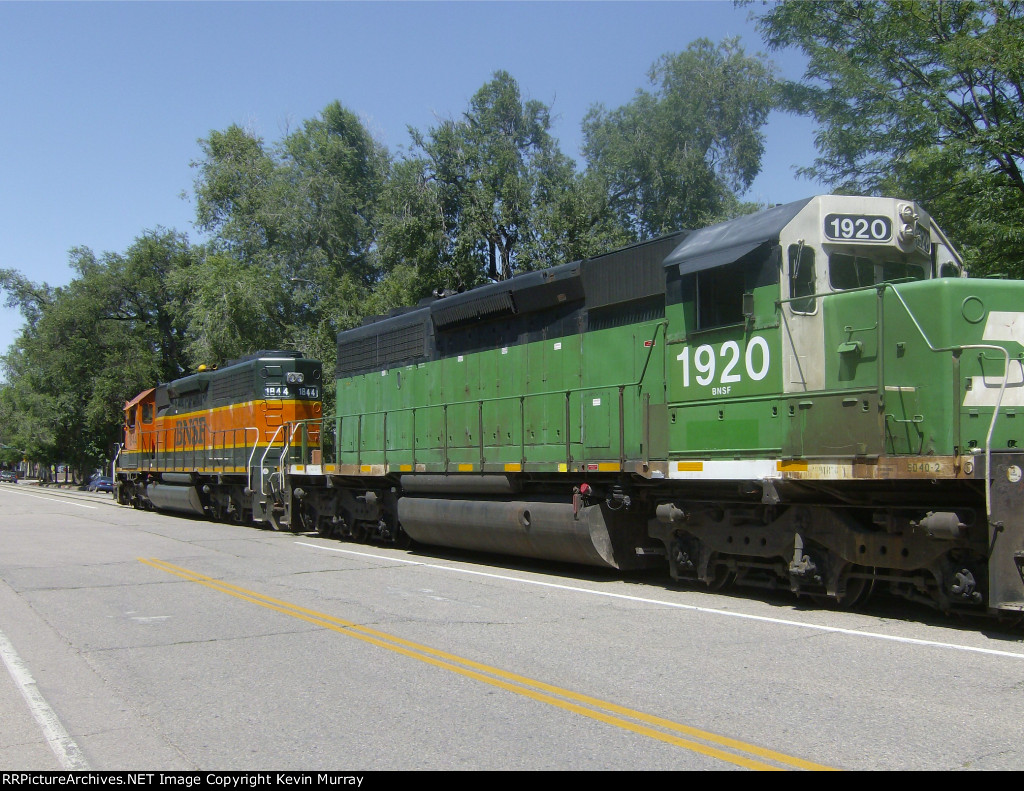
[815,565,876,610]
[705,558,736,591]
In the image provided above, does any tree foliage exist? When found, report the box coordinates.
[583,38,775,238]
[191,101,388,365]
[753,0,1024,274]
[0,231,196,477]
[280,101,386,285]
[393,71,614,288]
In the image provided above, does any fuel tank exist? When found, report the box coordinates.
[145,482,206,516]
[396,498,662,570]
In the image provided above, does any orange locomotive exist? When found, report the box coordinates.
[115,351,322,528]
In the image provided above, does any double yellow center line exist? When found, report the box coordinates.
[140,558,836,771]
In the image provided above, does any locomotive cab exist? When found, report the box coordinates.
[658,195,1024,613]
[122,388,156,456]
[661,195,968,457]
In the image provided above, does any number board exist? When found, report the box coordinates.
[264,384,320,399]
[824,214,892,243]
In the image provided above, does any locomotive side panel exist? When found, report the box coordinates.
[333,313,669,473]
[324,237,684,566]
[663,226,786,460]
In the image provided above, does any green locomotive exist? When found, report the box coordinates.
[282,195,1024,616]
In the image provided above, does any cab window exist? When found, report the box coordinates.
[697,259,746,328]
[830,253,925,290]
[788,244,816,313]
[686,244,778,331]
[127,406,137,430]
[882,261,925,282]
[829,253,875,289]
[141,403,154,423]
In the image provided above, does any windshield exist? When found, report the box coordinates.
[829,252,926,290]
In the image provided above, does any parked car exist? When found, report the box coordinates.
[0,470,18,483]
[87,476,114,493]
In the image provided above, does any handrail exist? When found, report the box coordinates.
[279,425,293,471]
[258,425,286,496]
[271,418,324,468]
[331,324,666,471]
[243,426,261,478]
[337,385,629,472]
[775,277,918,306]
[279,421,303,471]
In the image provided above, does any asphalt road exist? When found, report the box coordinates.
[1,483,1022,771]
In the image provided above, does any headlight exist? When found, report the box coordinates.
[285,372,305,384]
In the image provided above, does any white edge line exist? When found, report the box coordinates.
[0,627,89,769]
[1,488,97,509]
[295,541,1024,661]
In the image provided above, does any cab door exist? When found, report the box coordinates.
[139,395,156,460]
[780,239,825,393]
[122,388,156,469]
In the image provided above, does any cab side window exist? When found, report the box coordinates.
[141,403,154,423]
[882,261,924,282]
[788,244,816,313]
[691,244,777,331]
[697,259,746,329]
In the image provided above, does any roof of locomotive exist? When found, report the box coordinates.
[663,197,813,274]
[220,349,303,367]
[341,230,692,345]
[158,351,314,405]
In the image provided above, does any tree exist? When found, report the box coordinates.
[191,102,388,367]
[0,231,197,479]
[92,230,196,383]
[280,101,387,286]
[193,125,283,263]
[167,253,291,366]
[0,269,53,331]
[753,0,1024,275]
[375,156,454,300]
[400,71,606,288]
[582,38,775,239]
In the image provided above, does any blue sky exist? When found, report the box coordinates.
[0,1,824,356]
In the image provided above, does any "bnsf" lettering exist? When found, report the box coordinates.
[174,416,207,447]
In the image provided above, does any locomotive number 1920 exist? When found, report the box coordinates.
[823,213,892,243]
[676,337,771,391]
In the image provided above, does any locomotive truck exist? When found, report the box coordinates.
[115,194,1024,618]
